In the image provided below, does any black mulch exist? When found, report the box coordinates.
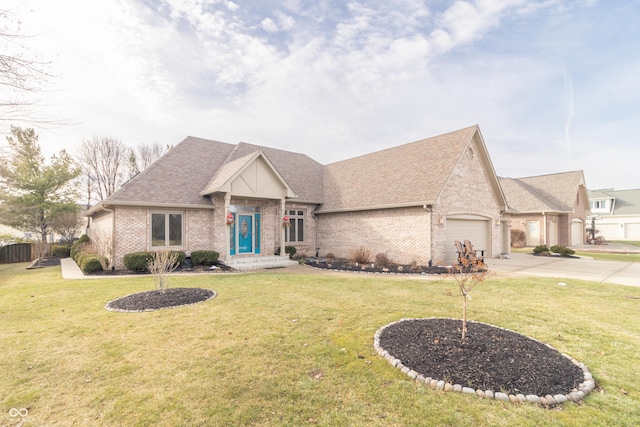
[90,261,233,276]
[306,259,450,274]
[27,258,61,268]
[378,318,584,397]
[105,288,216,312]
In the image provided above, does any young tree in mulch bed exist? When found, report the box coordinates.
[443,257,487,340]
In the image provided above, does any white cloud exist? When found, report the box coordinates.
[3,0,639,192]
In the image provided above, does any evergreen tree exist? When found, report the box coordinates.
[0,126,80,261]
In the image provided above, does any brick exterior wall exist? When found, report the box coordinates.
[92,206,218,270]
[317,141,504,265]
[432,143,502,262]
[507,189,587,248]
[317,207,432,265]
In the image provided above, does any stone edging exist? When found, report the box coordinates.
[374,317,595,406]
[105,289,217,313]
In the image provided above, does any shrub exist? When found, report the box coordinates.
[324,252,335,261]
[171,251,187,267]
[275,246,297,258]
[75,252,92,266]
[191,250,219,266]
[71,234,90,260]
[123,251,154,271]
[52,244,72,258]
[349,246,371,264]
[374,253,393,268]
[550,245,575,256]
[291,252,306,261]
[80,255,104,274]
[533,245,549,254]
[510,229,526,248]
[148,250,179,292]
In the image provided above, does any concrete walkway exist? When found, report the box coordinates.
[61,255,640,287]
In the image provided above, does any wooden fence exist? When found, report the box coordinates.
[0,243,33,263]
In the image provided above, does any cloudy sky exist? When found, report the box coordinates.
[3,0,639,190]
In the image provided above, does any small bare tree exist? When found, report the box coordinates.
[147,250,179,293]
[444,257,487,340]
[88,228,113,271]
[128,142,170,178]
[0,8,56,127]
[77,136,129,204]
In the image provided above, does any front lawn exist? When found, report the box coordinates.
[1,262,639,426]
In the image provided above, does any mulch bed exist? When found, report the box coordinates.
[27,258,61,268]
[105,288,217,312]
[377,318,586,397]
[306,258,449,274]
[89,261,233,276]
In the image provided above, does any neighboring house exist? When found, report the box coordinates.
[499,171,590,247]
[587,189,640,241]
[86,125,508,270]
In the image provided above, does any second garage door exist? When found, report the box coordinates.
[445,217,490,264]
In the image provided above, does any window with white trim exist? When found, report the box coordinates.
[285,209,305,243]
[151,212,183,247]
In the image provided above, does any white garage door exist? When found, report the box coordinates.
[597,223,622,240]
[446,218,489,264]
[571,220,584,246]
[625,223,640,240]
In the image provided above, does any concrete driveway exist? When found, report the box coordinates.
[486,252,640,287]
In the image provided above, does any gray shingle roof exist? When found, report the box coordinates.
[319,125,482,212]
[588,189,640,215]
[96,136,323,210]
[92,125,504,214]
[106,136,235,207]
[500,171,586,213]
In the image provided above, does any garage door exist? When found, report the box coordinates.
[625,223,640,240]
[597,223,621,240]
[445,218,489,264]
[571,220,584,246]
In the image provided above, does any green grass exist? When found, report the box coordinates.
[609,240,640,247]
[513,246,640,262]
[1,262,640,426]
[573,251,640,262]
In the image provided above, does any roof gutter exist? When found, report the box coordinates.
[315,201,435,214]
[85,200,216,216]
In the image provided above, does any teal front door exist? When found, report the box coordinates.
[238,215,253,254]
[229,209,261,256]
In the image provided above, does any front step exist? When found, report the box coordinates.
[225,255,298,271]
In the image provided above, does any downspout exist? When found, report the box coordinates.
[542,212,547,246]
[313,213,319,258]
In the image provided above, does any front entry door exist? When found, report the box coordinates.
[238,215,253,254]
[230,212,261,256]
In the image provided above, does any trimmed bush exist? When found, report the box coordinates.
[533,245,549,254]
[191,250,220,266]
[550,245,575,256]
[275,246,297,258]
[170,251,186,267]
[71,234,90,261]
[123,251,154,271]
[52,245,72,258]
[80,255,104,274]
